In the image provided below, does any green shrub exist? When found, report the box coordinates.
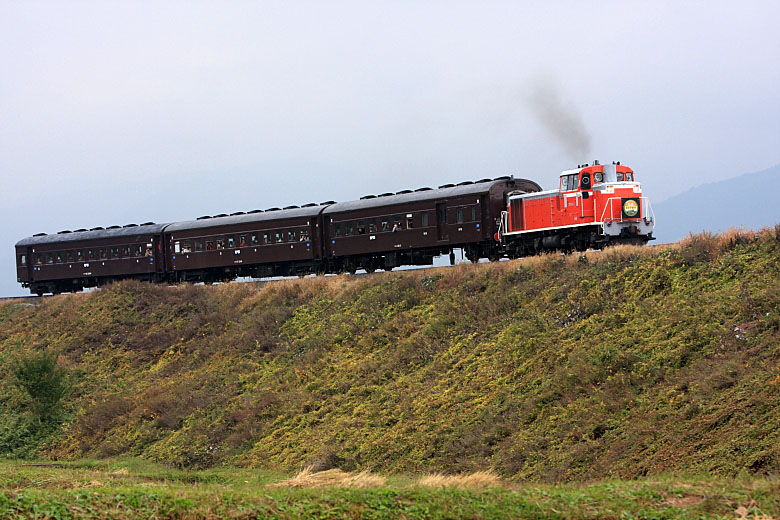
[12,349,70,424]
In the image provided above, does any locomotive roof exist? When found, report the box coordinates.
[164,205,325,233]
[16,223,169,247]
[323,178,541,214]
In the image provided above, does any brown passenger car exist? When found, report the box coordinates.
[322,178,540,272]
[15,224,167,295]
[163,206,327,282]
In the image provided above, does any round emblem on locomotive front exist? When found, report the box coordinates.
[623,199,639,217]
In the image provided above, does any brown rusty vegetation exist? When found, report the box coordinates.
[1,226,780,482]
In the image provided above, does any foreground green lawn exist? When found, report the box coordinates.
[0,459,777,519]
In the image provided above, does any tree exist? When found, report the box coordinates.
[12,350,70,424]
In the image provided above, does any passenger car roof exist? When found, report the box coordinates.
[323,179,540,214]
[16,223,169,247]
[164,205,326,233]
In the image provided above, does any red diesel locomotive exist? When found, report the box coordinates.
[500,161,654,256]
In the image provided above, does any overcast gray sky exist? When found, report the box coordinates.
[2,1,779,295]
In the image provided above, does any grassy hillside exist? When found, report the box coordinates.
[1,227,780,481]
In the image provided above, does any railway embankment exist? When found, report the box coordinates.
[1,226,779,481]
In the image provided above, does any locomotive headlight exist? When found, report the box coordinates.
[594,173,603,183]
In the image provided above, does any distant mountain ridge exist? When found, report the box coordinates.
[652,163,780,244]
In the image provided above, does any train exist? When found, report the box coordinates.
[14,161,654,295]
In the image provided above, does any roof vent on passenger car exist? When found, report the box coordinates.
[57,230,72,234]
[476,178,493,183]
[196,216,211,220]
[123,224,138,228]
[74,229,88,232]
[414,187,433,192]
[378,192,394,197]
[33,233,47,236]
[301,203,317,207]
[141,221,156,225]
[319,201,336,205]
[213,214,228,218]
[438,183,455,189]
[247,209,263,214]
[106,225,121,229]
[230,211,246,216]
[283,205,299,210]
[493,176,511,181]
[89,227,103,231]
[396,189,413,194]
[360,195,376,200]
[456,181,473,186]
[265,207,281,212]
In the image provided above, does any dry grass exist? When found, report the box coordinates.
[415,470,502,489]
[267,467,386,489]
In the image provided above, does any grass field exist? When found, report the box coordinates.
[1,459,778,519]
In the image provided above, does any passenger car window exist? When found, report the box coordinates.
[288,230,296,241]
[275,231,283,242]
[20,255,26,265]
[46,253,53,264]
[227,236,235,248]
[299,228,309,241]
[216,237,224,249]
[56,252,63,263]
[471,206,477,221]
[239,235,247,247]
[67,251,74,262]
[345,222,354,236]
[206,240,215,251]
[88,250,96,260]
[182,240,191,253]
[194,239,203,251]
[456,208,464,223]
[421,212,429,227]
[263,232,271,244]
[334,223,342,237]
[100,248,107,259]
[368,219,377,233]
[381,218,389,231]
